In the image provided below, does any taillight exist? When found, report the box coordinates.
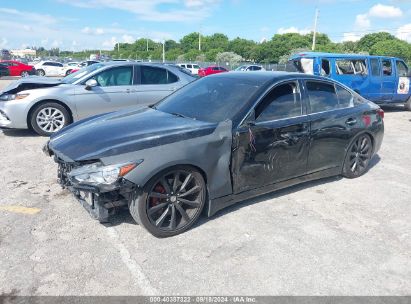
[377,108,384,119]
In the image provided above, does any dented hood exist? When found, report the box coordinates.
[48,107,217,162]
[1,76,62,94]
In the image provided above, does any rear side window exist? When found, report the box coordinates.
[193,65,200,69]
[336,85,354,108]
[370,58,380,76]
[382,59,392,76]
[336,59,367,75]
[306,81,339,113]
[396,61,408,77]
[140,66,178,84]
[187,64,192,68]
[256,82,302,122]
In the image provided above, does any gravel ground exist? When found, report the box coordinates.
[0,79,410,296]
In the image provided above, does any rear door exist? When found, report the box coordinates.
[304,80,359,173]
[231,80,310,193]
[367,58,383,102]
[381,58,395,102]
[3,62,17,76]
[133,65,180,106]
[74,65,136,119]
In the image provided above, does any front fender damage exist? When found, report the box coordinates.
[102,120,234,217]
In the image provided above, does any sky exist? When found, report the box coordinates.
[1,0,411,51]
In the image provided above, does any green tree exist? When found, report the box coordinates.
[203,33,229,52]
[370,40,411,62]
[180,32,200,52]
[357,32,397,51]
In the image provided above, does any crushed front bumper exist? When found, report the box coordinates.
[56,157,136,222]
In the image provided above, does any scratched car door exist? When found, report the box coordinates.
[231,80,310,193]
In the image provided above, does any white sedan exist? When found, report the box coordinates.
[34,61,75,77]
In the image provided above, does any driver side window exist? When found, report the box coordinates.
[90,66,133,87]
[256,81,302,122]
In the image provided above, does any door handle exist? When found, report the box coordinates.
[345,118,357,126]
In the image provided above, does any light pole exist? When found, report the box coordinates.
[312,8,319,51]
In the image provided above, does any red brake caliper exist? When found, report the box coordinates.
[150,184,166,208]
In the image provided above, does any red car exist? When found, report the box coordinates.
[198,65,228,77]
[0,60,36,77]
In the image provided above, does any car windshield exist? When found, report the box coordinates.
[61,63,105,84]
[155,76,264,123]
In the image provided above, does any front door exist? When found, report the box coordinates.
[74,65,137,120]
[232,80,310,194]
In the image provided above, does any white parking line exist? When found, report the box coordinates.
[105,226,158,295]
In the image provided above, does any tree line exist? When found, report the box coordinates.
[50,31,411,64]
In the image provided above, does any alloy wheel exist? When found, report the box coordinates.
[36,107,66,133]
[21,71,29,77]
[348,135,372,175]
[146,170,204,232]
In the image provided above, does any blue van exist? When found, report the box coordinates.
[289,52,411,110]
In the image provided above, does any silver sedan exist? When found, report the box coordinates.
[0,62,196,136]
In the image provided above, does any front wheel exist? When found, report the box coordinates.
[37,69,45,77]
[65,69,72,76]
[129,166,206,238]
[342,134,373,178]
[30,102,70,136]
[21,71,29,77]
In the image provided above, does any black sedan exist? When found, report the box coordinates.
[44,72,384,237]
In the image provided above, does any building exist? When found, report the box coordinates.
[10,48,36,58]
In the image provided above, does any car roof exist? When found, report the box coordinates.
[290,52,400,60]
[210,71,333,83]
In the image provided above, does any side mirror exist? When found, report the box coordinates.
[85,79,97,90]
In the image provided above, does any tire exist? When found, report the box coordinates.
[405,97,411,111]
[129,166,206,238]
[65,69,72,76]
[37,69,45,77]
[342,134,373,179]
[21,71,29,77]
[30,102,70,136]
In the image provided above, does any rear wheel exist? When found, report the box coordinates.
[405,97,411,111]
[21,71,29,77]
[37,69,45,76]
[129,166,206,238]
[65,69,72,76]
[30,102,70,136]
[342,134,373,178]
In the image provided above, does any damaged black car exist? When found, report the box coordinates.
[44,72,384,237]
